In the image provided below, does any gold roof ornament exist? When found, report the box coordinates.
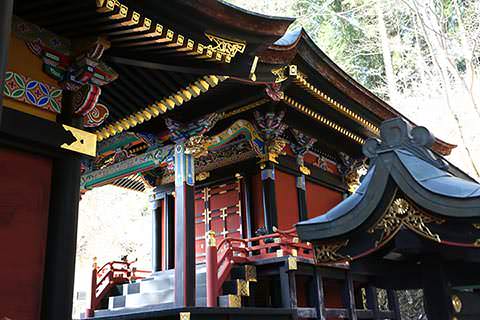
[369,198,445,246]
[205,33,246,62]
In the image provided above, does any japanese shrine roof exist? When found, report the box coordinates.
[13,0,455,156]
[296,118,480,258]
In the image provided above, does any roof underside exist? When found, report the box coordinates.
[13,0,455,156]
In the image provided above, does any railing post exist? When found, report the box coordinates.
[85,257,98,318]
[206,230,218,307]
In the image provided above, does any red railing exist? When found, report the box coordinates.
[85,258,151,317]
[206,227,313,306]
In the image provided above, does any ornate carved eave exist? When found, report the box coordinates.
[297,117,480,264]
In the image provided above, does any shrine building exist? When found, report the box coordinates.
[1,1,480,320]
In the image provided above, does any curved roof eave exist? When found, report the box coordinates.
[260,29,456,155]
[296,118,480,242]
[175,0,295,37]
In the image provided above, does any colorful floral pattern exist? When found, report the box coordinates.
[3,71,62,113]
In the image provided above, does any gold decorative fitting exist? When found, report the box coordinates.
[451,294,462,313]
[291,248,298,257]
[226,294,242,308]
[369,198,445,246]
[185,135,209,158]
[206,230,216,247]
[205,33,246,61]
[244,265,257,282]
[276,249,284,257]
[221,98,269,119]
[61,125,97,157]
[314,240,349,263]
[345,164,368,193]
[196,171,210,182]
[294,72,379,136]
[287,256,297,270]
[249,56,259,82]
[271,66,289,83]
[237,279,250,296]
[473,223,480,229]
[282,95,365,144]
[299,165,311,176]
[179,312,190,320]
[289,65,298,76]
[260,138,287,164]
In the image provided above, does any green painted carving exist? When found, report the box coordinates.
[80,145,174,190]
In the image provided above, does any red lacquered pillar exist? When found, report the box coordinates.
[206,230,218,307]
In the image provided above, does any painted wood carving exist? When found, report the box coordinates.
[3,71,62,113]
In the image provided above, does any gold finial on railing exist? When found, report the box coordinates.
[92,256,98,269]
[206,230,216,247]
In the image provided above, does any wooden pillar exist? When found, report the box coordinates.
[174,142,196,306]
[261,162,278,233]
[296,175,308,221]
[205,230,218,307]
[242,174,254,238]
[387,289,401,319]
[150,189,164,273]
[41,90,82,320]
[164,192,175,270]
[422,258,453,320]
[343,271,358,320]
[366,286,380,319]
[279,261,297,309]
[313,267,326,320]
[0,0,13,124]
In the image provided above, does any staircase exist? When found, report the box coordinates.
[91,263,257,317]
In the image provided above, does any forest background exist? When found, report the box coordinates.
[74,1,480,319]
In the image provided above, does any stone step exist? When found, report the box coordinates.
[109,290,174,309]
[89,302,175,319]
[117,270,206,296]
[109,284,208,309]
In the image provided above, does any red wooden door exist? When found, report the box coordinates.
[194,180,243,263]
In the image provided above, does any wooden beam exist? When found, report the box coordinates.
[0,0,13,125]
[107,56,226,75]
[80,145,173,190]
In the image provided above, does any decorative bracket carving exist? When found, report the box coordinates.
[314,240,349,264]
[337,152,368,193]
[368,198,445,246]
[254,110,288,163]
[290,128,317,175]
